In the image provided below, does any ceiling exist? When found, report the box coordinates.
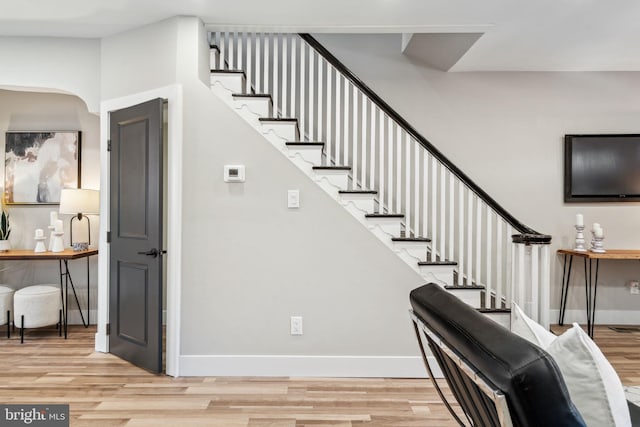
[2,0,640,71]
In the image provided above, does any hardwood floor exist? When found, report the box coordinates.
[0,324,638,426]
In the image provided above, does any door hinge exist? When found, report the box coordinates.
[106,323,111,335]
[106,231,111,243]
[107,139,112,152]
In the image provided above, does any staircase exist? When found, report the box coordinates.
[208,32,552,328]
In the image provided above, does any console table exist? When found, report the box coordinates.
[557,249,640,338]
[0,249,98,338]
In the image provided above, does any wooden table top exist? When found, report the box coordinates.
[0,248,98,261]
[557,249,640,260]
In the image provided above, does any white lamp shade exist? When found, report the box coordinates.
[59,189,100,215]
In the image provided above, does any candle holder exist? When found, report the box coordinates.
[590,231,606,253]
[574,225,587,252]
[34,236,46,253]
[48,225,56,251]
[51,231,64,253]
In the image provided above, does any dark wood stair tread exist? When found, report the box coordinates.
[210,69,245,75]
[418,260,458,266]
[477,308,511,314]
[286,142,324,147]
[365,213,404,218]
[339,190,377,194]
[392,237,430,242]
[232,93,272,99]
[259,117,298,122]
[312,166,351,170]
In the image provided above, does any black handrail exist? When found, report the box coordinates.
[299,34,550,243]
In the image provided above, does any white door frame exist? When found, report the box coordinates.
[96,84,183,377]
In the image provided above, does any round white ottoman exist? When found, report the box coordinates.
[14,285,62,343]
[0,285,14,338]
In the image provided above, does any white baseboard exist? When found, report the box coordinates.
[94,331,108,352]
[179,354,441,378]
[550,309,640,325]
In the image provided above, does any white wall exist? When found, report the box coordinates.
[179,81,426,354]
[0,89,100,322]
[0,37,100,113]
[315,34,640,322]
[101,18,178,101]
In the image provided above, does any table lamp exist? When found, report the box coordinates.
[59,189,99,246]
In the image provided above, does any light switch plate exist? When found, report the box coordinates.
[290,316,303,335]
[288,190,300,208]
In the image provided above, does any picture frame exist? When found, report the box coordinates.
[4,131,81,205]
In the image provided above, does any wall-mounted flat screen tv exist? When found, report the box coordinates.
[565,134,640,202]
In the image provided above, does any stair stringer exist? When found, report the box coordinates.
[211,79,454,284]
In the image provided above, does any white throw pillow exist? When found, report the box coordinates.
[545,324,630,427]
[510,302,556,348]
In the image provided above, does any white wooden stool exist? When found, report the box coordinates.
[14,285,62,343]
[0,285,14,339]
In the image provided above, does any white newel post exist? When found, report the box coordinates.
[511,234,552,329]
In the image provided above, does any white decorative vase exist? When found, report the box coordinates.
[0,240,10,252]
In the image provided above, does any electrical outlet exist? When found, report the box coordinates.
[631,281,640,295]
[290,316,303,335]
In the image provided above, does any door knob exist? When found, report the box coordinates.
[137,248,159,258]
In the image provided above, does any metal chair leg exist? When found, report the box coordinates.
[59,310,62,337]
[20,315,24,344]
[6,310,9,339]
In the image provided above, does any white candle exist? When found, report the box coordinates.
[576,214,583,227]
[594,227,604,238]
[35,228,44,238]
[55,219,63,233]
[50,211,58,227]
[592,223,600,232]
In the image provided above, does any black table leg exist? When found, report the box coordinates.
[58,260,67,339]
[87,257,90,326]
[62,260,88,328]
[559,254,573,325]
[584,258,591,337]
[588,259,600,338]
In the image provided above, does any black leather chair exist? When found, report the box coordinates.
[410,283,586,427]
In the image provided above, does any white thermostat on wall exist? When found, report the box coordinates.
[224,165,245,182]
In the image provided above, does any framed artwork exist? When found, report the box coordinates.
[4,131,81,205]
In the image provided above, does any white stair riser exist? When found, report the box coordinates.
[392,242,429,260]
[287,146,323,165]
[339,194,375,213]
[234,98,272,117]
[418,264,454,287]
[211,73,245,93]
[483,312,510,329]
[314,171,349,190]
[261,122,299,141]
[446,289,481,307]
[365,218,402,237]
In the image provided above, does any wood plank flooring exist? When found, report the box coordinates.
[0,324,638,426]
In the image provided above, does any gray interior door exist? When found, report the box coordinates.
[109,98,164,374]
